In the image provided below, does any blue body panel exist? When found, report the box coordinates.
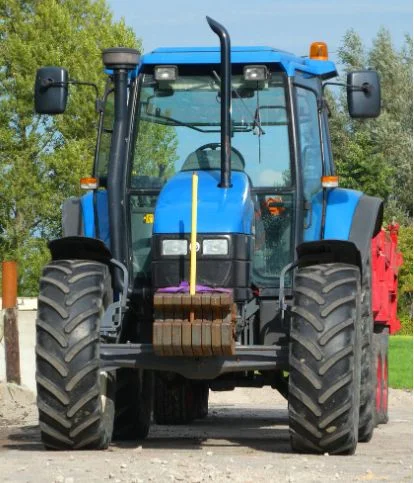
[80,191,110,246]
[136,46,337,79]
[303,191,323,242]
[154,171,254,235]
[81,192,95,238]
[304,188,362,242]
[323,188,362,240]
[298,188,364,242]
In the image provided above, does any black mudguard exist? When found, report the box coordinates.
[49,236,112,265]
[349,195,383,263]
[296,239,361,270]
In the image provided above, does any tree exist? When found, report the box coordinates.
[397,225,413,321]
[330,28,413,221]
[368,29,413,220]
[0,0,138,294]
[133,121,178,180]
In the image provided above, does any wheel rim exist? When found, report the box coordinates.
[382,357,388,414]
[376,354,382,413]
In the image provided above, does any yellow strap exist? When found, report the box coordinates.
[190,172,198,296]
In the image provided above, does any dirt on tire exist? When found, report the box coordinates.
[0,382,412,482]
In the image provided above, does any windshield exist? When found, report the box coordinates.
[129,68,294,288]
[130,70,292,188]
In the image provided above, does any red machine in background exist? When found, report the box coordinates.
[370,222,403,426]
[372,223,403,334]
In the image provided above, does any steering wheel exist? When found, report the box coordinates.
[196,142,245,168]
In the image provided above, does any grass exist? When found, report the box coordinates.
[389,335,413,389]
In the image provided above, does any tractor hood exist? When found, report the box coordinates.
[153,170,254,235]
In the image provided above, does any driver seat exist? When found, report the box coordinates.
[181,147,245,172]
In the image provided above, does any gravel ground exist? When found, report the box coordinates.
[0,383,412,482]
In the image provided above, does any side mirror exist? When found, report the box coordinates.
[34,67,68,114]
[347,70,381,119]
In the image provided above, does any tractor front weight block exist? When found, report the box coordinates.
[153,291,236,357]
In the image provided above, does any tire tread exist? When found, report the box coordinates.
[289,263,361,455]
[36,259,114,450]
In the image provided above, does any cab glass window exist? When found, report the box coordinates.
[296,87,323,200]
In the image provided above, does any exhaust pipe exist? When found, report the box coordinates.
[102,48,140,290]
[206,17,232,188]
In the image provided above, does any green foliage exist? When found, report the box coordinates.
[389,336,413,389]
[0,0,139,295]
[331,28,413,220]
[398,315,413,336]
[335,130,393,200]
[396,225,413,332]
[133,121,178,181]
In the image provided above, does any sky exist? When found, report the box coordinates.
[107,0,412,65]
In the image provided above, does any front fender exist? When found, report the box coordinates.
[49,237,112,265]
[324,189,383,263]
[298,190,383,268]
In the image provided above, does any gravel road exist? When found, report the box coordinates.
[0,383,412,482]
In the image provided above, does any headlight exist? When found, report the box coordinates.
[162,239,187,255]
[203,239,228,255]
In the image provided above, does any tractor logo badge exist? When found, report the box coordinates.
[189,242,201,252]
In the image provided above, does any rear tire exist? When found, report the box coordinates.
[36,260,114,450]
[113,368,153,440]
[288,263,362,455]
[374,326,389,424]
[154,373,209,424]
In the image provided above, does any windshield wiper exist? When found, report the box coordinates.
[143,109,220,133]
[252,107,264,136]
[212,70,265,135]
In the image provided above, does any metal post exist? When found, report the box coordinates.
[2,261,21,385]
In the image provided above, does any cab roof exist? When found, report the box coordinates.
[139,46,337,79]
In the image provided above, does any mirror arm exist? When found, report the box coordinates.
[322,81,372,94]
[40,78,100,100]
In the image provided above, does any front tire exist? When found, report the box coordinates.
[288,263,362,455]
[36,260,114,450]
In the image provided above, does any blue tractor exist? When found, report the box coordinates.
[34,17,384,454]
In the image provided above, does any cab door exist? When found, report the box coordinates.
[294,73,326,241]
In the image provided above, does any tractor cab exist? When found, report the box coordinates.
[94,45,340,300]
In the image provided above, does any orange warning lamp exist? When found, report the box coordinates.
[321,175,339,188]
[310,42,328,61]
[80,177,99,190]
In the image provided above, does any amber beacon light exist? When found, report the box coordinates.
[310,42,328,60]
